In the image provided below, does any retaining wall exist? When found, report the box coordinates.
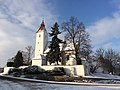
[40,65,85,76]
[2,65,85,76]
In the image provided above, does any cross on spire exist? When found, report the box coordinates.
[36,19,45,33]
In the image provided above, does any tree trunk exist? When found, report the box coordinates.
[75,52,82,65]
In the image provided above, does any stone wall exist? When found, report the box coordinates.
[40,65,85,76]
[2,67,13,74]
[2,65,85,77]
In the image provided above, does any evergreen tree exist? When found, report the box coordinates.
[14,50,23,67]
[46,22,62,65]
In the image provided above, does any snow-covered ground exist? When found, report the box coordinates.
[84,73,120,80]
[0,79,120,90]
[92,73,120,79]
[0,73,120,90]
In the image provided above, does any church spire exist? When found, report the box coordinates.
[36,20,45,33]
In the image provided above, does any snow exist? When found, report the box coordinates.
[0,73,120,90]
[0,79,120,90]
[1,75,119,85]
[0,80,28,90]
[91,73,120,80]
[82,73,120,84]
[0,74,120,90]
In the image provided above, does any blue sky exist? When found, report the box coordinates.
[53,0,116,25]
[0,0,120,66]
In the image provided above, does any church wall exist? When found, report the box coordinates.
[35,29,48,57]
[35,32,44,56]
[43,29,48,51]
[2,65,85,77]
[40,65,85,76]
[32,59,42,66]
[2,67,14,74]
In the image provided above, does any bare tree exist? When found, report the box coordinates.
[105,48,120,66]
[95,48,105,57]
[98,55,114,74]
[25,46,34,65]
[61,16,91,65]
[94,48,120,74]
[104,48,120,74]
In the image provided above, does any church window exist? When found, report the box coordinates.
[39,34,41,37]
[67,55,69,60]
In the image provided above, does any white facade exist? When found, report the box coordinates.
[66,55,76,65]
[2,65,85,76]
[32,55,43,66]
[39,65,85,76]
[32,20,48,66]
[35,21,48,57]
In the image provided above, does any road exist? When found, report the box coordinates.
[0,78,120,90]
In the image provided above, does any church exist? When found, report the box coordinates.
[31,20,85,76]
[2,20,85,76]
[32,20,77,66]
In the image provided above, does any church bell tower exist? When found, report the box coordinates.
[35,20,48,57]
[32,20,48,66]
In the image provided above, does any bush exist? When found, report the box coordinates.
[7,62,14,67]
[23,66,45,74]
[51,67,66,76]
[8,68,22,77]
[14,51,23,68]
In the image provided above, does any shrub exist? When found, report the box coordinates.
[8,68,22,77]
[23,66,45,74]
[7,62,14,67]
[14,51,23,68]
[51,67,66,76]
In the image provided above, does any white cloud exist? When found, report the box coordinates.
[87,11,120,50]
[0,0,58,67]
[86,0,120,50]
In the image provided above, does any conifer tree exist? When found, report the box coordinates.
[46,22,62,65]
[14,50,23,67]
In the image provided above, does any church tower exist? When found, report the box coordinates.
[32,20,48,66]
[35,20,48,57]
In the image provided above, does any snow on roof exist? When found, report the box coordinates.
[64,43,75,51]
[43,43,66,54]
[43,48,50,54]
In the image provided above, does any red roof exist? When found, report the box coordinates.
[36,20,45,33]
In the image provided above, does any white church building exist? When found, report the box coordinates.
[2,20,85,76]
[31,20,85,76]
